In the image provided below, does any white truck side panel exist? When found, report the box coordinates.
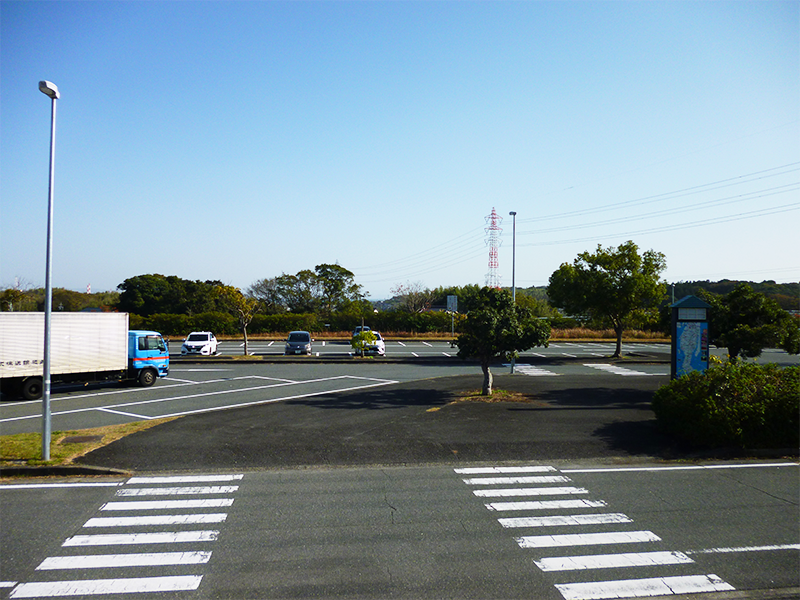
[0,312,129,379]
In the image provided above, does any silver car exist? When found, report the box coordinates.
[285,331,313,355]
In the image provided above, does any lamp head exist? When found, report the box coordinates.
[509,211,516,216]
[39,80,60,100]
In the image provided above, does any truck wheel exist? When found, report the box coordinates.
[21,377,43,400]
[138,368,157,387]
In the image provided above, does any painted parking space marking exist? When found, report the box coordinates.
[1,375,399,424]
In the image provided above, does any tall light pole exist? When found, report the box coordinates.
[509,211,517,373]
[509,212,517,302]
[39,80,59,461]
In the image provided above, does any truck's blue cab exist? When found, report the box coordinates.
[128,330,170,386]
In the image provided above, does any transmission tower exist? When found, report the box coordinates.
[484,207,503,288]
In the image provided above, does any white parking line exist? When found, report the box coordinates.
[562,462,799,473]
[0,375,399,423]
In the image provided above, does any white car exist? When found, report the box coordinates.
[356,331,385,357]
[181,331,218,356]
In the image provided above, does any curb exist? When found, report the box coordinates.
[0,464,131,478]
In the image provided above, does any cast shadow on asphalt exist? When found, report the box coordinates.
[78,373,697,473]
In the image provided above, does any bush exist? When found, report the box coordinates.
[652,362,799,449]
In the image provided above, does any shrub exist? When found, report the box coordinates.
[652,362,799,449]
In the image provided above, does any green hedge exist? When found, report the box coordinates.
[652,362,799,449]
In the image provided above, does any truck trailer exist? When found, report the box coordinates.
[0,312,169,400]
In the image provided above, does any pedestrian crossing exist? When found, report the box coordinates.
[9,473,243,599]
[512,363,667,377]
[455,465,736,600]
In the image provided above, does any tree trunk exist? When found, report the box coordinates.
[481,360,493,395]
[242,326,249,356]
[613,324,623,358]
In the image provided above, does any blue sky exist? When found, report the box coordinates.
[2,1,797,300]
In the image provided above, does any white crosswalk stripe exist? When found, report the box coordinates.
[9,473,243,598]
[456,464,736,599]
[514,364,561,376]
[584,363,655,376]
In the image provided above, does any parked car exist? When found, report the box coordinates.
[181,331,218,356]
[353,330,385,356]
[285,331,313,355]
[365,332,386,356]
[353,325,371,336]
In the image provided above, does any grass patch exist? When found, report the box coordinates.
[427,389,547,412]
[0,417,179,467]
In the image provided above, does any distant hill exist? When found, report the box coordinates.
[670,280,799,311]
[518,280,799,311]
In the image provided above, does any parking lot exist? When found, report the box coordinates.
[184,339,672,360]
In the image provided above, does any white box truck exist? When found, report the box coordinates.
[0,312,169,400]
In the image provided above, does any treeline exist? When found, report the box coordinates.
[671,280,799,311]
[3,269,797,338]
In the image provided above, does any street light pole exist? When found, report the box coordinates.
[39,80,59,461]
[509,211,516,374]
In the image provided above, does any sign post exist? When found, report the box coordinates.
[447,295,458,347]
[670,295,711,379]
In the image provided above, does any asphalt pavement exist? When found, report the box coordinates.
[76,371,693,473]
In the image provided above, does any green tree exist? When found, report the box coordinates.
[351,330,377,357]
[456,287,551,395]
[215,285,260,355]
[248,264,362,315]
[117,274,223,315]
[0,287,33,311]
[315,263,363,313]
[547,241,667,358]
[700,283,800,361]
